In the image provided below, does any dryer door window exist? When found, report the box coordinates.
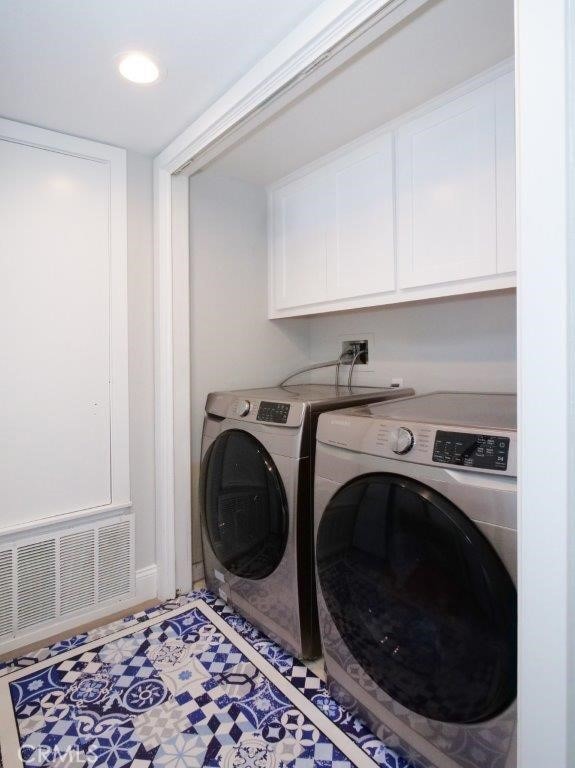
[316,473,517,724]
[202,430,289,580]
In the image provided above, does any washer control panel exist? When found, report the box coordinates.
[433,431,510,471]
[236,399,251,417]
[256,401,291,424]
[391,427,414,455]
[317,414,517,476]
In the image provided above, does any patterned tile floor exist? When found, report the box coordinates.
[0,590,413,768]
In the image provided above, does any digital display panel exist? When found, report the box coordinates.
[432,431,509,471]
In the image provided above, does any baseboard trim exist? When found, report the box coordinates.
[135,563,158,602]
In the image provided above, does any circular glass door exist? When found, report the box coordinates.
[316,473,517,724]
[202,430,288,580]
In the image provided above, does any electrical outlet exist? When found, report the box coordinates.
[341,339,369,364]
[391,377,404,388]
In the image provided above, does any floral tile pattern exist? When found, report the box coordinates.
[0,590,414,768]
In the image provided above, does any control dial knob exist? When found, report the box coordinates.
[391,427,414,455]
[236,399,251,417]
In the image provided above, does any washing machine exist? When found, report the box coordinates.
[200,383,414,660]
[314,392,517,768]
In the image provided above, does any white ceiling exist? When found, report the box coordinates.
[209,0,514,185]
[0,0,327,155]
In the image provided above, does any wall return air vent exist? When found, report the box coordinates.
[0,513,135,650]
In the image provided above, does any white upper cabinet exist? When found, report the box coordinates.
[268,62,516,318]
[396,83,497,289]
[327,135,395,300]
[495,70,516,274]
[271,173,329,310]
[270,133,395,313]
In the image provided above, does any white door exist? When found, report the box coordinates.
[0,138,112,526]
[271,173,328,310]
[396,82,497,289]
[327,134,395,299]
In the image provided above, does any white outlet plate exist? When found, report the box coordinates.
[338,332,375,373]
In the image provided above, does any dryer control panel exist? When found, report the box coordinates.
[205,392,305,427]
[257,401,290,424]
[433,431,510,471]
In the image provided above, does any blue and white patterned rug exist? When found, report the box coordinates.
[0,590,413,768]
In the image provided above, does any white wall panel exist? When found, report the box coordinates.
[0,139,112,525]
[0,118,129,552]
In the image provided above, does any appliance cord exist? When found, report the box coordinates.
[347,348,365,391]
[279,358,348,388]
[335,350,351,391]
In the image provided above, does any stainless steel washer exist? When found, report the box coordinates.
[200,383,414,660]
[314,392,517,767]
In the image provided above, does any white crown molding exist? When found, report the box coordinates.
[152,0,431,601]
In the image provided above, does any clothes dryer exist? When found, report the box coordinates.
[200,384,413,659]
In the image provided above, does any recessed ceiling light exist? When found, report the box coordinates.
[117,52,161,84]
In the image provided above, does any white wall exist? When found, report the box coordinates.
[189,172,310,567]
[309,291,517,393]
[127,151,156,571]
[187,172,517,574]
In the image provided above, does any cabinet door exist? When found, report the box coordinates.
[397,83,497,289]
[495,71,516,274]
[271,174,328,310]
[327,134,395,299]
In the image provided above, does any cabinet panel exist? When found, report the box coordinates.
[495,72,516,273]
[0,139,112,525]
[328,135,395,299]
[397,83,497,289]
[272,175,328,309]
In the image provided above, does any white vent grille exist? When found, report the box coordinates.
[17,540,57,630]
[0,550,14,638]
[0,512,134,645]
[60,529,96,615]
[98,520,132,602]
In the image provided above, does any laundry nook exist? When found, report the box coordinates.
[0,2,571,768]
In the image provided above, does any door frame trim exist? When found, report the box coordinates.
[514,2,575,765]
[152,0,430,599]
